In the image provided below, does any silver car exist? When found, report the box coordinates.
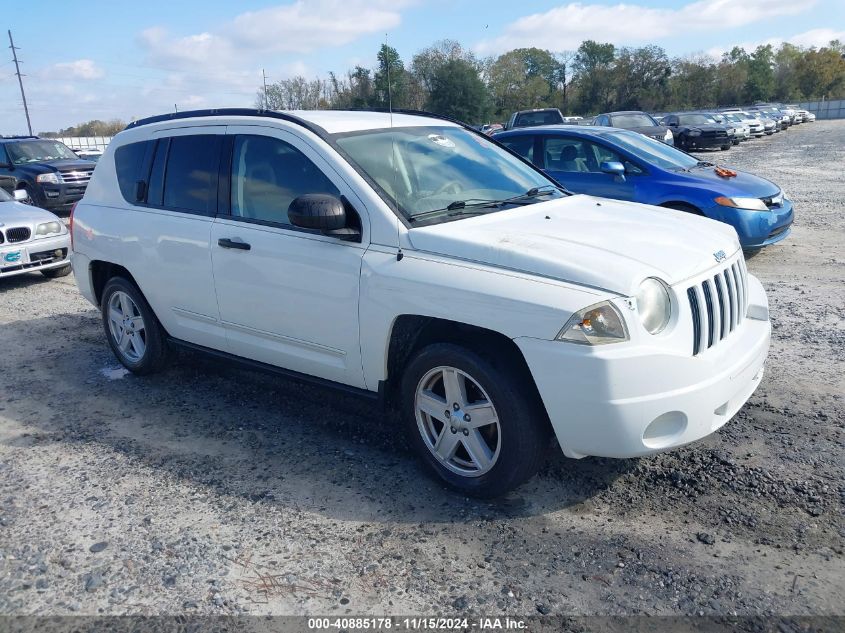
[0,188,71,279]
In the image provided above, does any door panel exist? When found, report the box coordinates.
[138,126,227,350]
[211,125,368,388]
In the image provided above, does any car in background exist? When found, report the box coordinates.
[794,108,814,122]
[748,106,789,129]
[711,113,747,143]
[71,147,104,162]
[494,125,793,250]
[0,187,71,279]
[592,111,674,145]
[561,116,584,124]
[720,110,766,138]
[744,111,777,134]
[504,108,565,130]
[663,113,733,151]
[0,136,96,216]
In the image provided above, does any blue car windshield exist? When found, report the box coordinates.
[603,130,699,171]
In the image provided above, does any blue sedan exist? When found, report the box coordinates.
[494,126,793,249]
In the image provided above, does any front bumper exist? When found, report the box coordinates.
[704,199,794,249]
[34,182,88,215]
[686,135,730,149]
[0,233,71,278]
[515,274,770,459]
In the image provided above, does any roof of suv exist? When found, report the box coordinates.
[126,108,460,136]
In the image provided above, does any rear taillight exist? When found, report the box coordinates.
[69,202,78,250]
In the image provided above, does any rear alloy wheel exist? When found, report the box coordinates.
[402,343,550,498]
[101,277,169,374]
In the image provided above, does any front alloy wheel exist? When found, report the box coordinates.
[401,343,550,498]
[415,366,501,477]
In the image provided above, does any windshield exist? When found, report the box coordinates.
[334,125,564,223]
[515,110,563,127]
[6,140,78,164]
[610,113,657,129]
[677,114,715,125]
[604,130,699,171]
[0,187,12,202]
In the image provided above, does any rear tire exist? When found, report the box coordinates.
[101,276,170,375]
[41,264,71,278]
[400,343,550,498]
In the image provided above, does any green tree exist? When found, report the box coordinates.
[795,44,845,98]
[572,40,616,113]
[613,45,671,110]
[427,58,489,124]
[715,47,750,105]
[744,45,775,102]
[374,45,408,109]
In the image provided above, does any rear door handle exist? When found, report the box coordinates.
[218,237,251,251]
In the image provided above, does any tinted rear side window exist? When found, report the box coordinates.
[162,135,221,214]
[114,141,151,203]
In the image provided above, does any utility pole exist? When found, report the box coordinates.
[8,30,33,136]
[262,69,269,109]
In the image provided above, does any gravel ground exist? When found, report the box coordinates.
[0,120,842,618]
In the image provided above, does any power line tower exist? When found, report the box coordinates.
[262,69,269,109]
[8,30,33,136]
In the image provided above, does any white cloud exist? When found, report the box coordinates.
[40,59,105,81]
[475,0,814,54]
[706,28,845,58]
[139,0,408,71]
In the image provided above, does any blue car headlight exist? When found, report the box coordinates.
[715,196,769,212]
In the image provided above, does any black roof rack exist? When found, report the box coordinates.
[0,135,40,140]
[124,107,460,135]
[124,108,330,137]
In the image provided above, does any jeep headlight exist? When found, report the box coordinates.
[557,301,629,345]
[636,278,671,334]
[35,173,62,184]
[35,221,65,236]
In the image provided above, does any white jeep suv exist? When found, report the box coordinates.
[70,109,771,497]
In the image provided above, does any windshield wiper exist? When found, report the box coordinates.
[410,188,559,223]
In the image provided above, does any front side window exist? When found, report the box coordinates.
[6,140,78,164]
[334,125,562,224]
[230,135,339,226]
[543,136,642,175]
[161,135,221,214]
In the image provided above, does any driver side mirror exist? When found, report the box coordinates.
[288,194,361,242]
[600,161,626,182]
[13,189,28,202]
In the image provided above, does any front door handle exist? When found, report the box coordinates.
[218,237,251,251]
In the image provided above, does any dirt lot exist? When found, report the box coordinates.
[0,120,842,618]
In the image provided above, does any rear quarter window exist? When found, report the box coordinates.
[114,141,151,203]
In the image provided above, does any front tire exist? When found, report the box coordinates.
[401,343,550,498]
[41,264,71,278]
[101,277,169,375]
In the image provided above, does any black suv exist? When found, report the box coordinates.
[0,136,95,215]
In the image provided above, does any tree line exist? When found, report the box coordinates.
[258,39,845,124]
[40,119,125,138]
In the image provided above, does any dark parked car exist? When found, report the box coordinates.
[0,136,95,215]
[504,108,565,130]
[663,113,733,151]
[592,111,674,145]
[493,125,793,250]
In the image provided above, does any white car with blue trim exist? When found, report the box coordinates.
[0,188,71,279]
[69,108,771,497]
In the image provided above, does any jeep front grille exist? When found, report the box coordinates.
[5,227,31,243]
[686,258,749,356]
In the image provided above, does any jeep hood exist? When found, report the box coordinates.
[408,195,740,296]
